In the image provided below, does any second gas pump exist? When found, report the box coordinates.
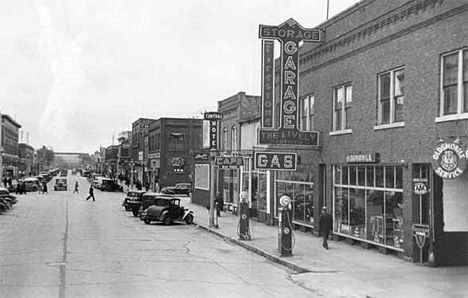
[278,195,294,257]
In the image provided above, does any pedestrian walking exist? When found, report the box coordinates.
[73,181,79,194]
[21,181,27,195]
[318,206,333,250]
[85,185,95,201]
[2,177,7,188]
[215,192,224,217]
[42,182,48,194]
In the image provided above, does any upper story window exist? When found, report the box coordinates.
[377,68,405,127]
[222,128,228,151]
[300,95,314,131]
[332,84,352,133]
[437,48,468,121]
[231,126,237,151]
[168,133,185,152]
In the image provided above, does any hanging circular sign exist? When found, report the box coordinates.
[431,142,467,179]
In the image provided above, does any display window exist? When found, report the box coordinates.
[334,165,404,250]
[222,169,239,206]
[274,165,315,227]
[240,159,267,212]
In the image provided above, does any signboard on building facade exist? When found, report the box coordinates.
[261,40,275,129]
[202,112,222,150]
[431,142,467,179]
[345,152,379,163]
[254,152,297,171]
[258,18,322,146]
[215,156,244,167]
[411,224,430,249]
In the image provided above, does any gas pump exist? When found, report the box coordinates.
[278,195,294,257]
[237,191,251,240]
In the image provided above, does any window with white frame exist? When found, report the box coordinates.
[231,126,237,152]
[333,84,352,132]
[440,49,468,118]
[300,95,314,131]
[378,68,405,125]
[222,128,228,151]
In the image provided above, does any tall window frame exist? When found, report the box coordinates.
[231,126,237,152]
[222,128,228,152]
[437,48,468,122]
[299,95,315,131]
[332,84,352,133]
[376,67,405,128]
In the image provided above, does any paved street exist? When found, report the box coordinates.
[0,175,316,298]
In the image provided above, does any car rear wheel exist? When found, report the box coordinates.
[162,215,171,226]
[185,214,193,225]
[132,210,139,217]
[124,206,131,211]
[143,219,151,224]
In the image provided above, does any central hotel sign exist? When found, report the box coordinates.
[258,18,322,146]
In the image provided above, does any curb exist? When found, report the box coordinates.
[194,223,310,274]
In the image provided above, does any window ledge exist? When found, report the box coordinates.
[435,113,468,123]
[374,122,405,130]
[329,129,353,136]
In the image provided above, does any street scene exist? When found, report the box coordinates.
[2,0,468,297]
[0,173,314,298]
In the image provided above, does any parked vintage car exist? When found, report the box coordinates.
[54,178,68,191]
[161,183,192,196]
[121,190,146,216]
[0,187,17,213]
[100,178,122,192]
[139,193,194,225]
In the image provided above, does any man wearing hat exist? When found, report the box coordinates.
[318,206,333,250]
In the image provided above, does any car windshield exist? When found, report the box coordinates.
[0,190,8,195]
[57,179,66,183]
[127,192,140,197]
[154,199,170,206]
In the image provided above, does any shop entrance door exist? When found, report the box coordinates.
[412,164,431,263]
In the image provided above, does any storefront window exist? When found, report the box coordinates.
[275,165,315,227]
[240,160,266,213]
[334,165,404,250]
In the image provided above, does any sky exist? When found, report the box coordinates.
[0,0,360,154]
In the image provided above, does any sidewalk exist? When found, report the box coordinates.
[187,201,468,298]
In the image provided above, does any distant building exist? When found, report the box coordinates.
[18,143,34,177]
[131,118,156,184]
[1,114,22,178]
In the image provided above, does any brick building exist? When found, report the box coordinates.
[273,0,468,265]
[147,118,202,191]
[131,118,155,185]
[1,114,22,179]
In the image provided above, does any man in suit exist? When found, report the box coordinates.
[85,185,95,201]
[318,206,333,250]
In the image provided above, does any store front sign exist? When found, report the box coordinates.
[254,152,297,171]
[261,40,275,128]
[215,156,244,167]
[194,152,209,161]
[258,18,321,146]
[148,152,160,159]
[345,152,378,163]
[413,182,428,195]
[411,224,430,249]
[431,142,467,179]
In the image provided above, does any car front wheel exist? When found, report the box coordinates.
[132,210,139,217]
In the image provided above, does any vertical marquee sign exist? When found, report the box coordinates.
[262,40,275,129]
[258,18,323,146]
